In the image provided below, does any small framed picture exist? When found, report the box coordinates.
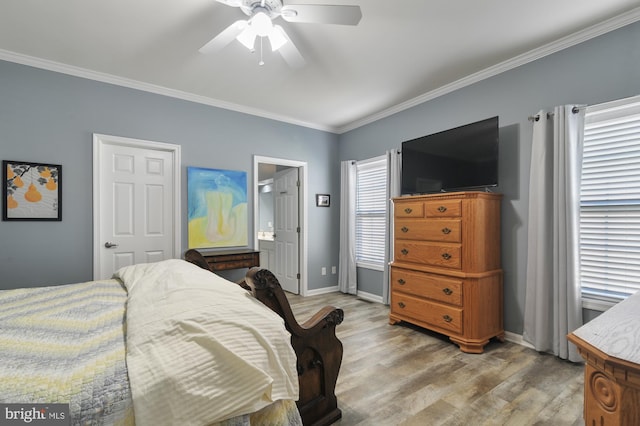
[316,194,330,207]
[3,160,62,221]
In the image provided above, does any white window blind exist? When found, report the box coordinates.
[356,156,387,270]
[580,95,640,302]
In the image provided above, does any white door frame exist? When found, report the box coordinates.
[253,155,308,296]
[93,134,181,279]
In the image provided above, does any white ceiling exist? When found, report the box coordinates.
[1,1,639,133]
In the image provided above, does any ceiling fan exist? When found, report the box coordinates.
[199,0,362,67]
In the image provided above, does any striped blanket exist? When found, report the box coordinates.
[0,264,302,426]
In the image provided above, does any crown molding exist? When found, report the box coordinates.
[0,49,335,133]
[336,6,640,134]
[1,7,638,135]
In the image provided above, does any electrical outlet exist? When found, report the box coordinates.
[331,266,336,274]
[321,267,326,276]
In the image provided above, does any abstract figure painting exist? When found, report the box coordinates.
[188,167,248,248]
[3,160,62,221]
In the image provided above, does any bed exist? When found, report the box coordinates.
[0,256,344,426]
[184,249,345,426]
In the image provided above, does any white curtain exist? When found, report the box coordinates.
[523,105,585,362]
[338,160,357,294]
[382,149,402,305]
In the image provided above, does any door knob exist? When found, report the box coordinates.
[104,242,119,248]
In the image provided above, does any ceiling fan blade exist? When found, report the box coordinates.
[199,20,247,54]
[280,4,362,25]
[215,0,243,7]
[274,25,305,68]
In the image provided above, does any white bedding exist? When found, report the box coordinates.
[114,259,299,426]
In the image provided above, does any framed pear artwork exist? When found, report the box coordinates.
[3,160,62,221]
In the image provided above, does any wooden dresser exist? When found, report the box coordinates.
[568,291,640,425]
[389,191,504,353]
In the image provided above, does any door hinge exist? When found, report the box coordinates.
[297,226,300,233]
[297,273,300,280]
[296,180,300,187]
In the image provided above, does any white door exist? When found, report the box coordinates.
[93,134,181,280]
[274,167,299,294]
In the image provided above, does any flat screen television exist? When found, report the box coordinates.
[401,116,499,195]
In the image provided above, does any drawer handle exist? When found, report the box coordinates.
[398,278,406,285]
[437,206,447,213]
[441,253,452,260]
[442,288,453,295]
[401,226,409,233]
[443,315,453,323]
[398,302,406,309]
[442,227,451,235]
[404,208,413,214]
[401,249,409,255]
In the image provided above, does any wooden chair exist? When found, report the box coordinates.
[184,249,344,426]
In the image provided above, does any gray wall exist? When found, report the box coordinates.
[1,20,638,335]
[338,21,640,334]
[0,60,340,290]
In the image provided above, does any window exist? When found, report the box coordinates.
[355,156,387,270]
[580,95,640,308]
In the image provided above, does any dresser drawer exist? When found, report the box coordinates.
[394,241,461,269]
[391,268,462,306]
[395,219,461,242]
[425,199,462,218]
[395,201,424,218]
[391,292,463,334]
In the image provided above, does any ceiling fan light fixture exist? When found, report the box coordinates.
[251,11,273,37]
[269,25,288,51]
[236,26,257,50]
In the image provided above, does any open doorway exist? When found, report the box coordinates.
[253,155,308,295]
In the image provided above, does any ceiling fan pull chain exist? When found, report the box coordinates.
[259,36,265,66]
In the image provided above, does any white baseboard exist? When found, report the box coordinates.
[356,290,384,304]
[305,285,339,297]
[503,331,535,350]
[304,287,385,304]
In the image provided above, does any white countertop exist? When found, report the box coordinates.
[257,231,274,241]
[572,290,640,364]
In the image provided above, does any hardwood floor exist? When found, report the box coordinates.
[286,291,585,426]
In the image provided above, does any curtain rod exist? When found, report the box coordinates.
[527,105,584,122]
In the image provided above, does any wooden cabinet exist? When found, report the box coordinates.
[389,192,504,353]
